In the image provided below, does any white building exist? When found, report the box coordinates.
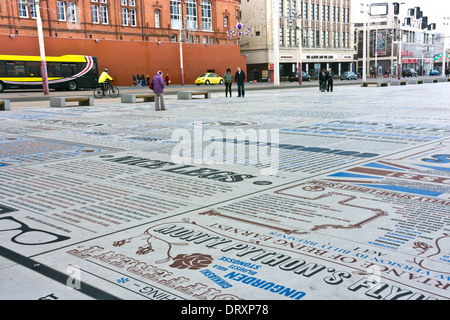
[240,0,356,82]
[354,3,438,78]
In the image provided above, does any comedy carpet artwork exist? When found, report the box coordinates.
[0,83,449,300]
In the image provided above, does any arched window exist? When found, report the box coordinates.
[186,0,198,30]
[154,9,160,28]
[201,0,212,31]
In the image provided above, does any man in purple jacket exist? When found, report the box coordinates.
[152,71,166,111]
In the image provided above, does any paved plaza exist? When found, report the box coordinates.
[0,80,450,302]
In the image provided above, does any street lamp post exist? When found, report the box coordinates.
[374,28,378,78]
[178,0,184,86]
[273,0,280,86]
[22,0,49,95]
[361,1,368,82]
[398,26,402,80]
[297,16,302,86]
[443,17,449,75]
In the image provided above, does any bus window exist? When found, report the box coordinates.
[25,62,41,77]
[6,62,16,76]
[61,63,78,77]
[47,62,61,77]
[14,62,25,76]
[0,62,6,76]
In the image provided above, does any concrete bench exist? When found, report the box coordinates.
[177,91,211,100]
[0,99,10,111]
[423,78,438,84]
[362,81,389,87]
[50,96,94,108]
[389,80,407,86]
[407,79,423,85]
[438,77,448,82]
[121,93,155,103]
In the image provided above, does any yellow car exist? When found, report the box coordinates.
[195,73,224,85]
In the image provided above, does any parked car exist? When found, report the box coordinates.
[402,69,418,77]
[340,71,358,80]
[195,73,224,85]
[429,70,440,76]
[289,71,312,82]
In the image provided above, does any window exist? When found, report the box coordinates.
[122,8,128,25]
[67,2,77,22]
[100,5,108,24]
[170,0,181,29]
[129,9,136,26]
[186,0,197,30]
[201,0,212,31]
[57,1,66,21]
[194,35,199,43]
[121,1,136,27]
[315,4,319,21]
[18,0,28,18]
[154,9,160,28]
[224,16,228,28]
[29,4,37,18]
[92,5,99,23]
[203,35,207,44]
[303,2,307,20]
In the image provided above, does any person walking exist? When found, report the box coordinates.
[146,74,150,87]
[223,68,233,97]
[235,66,246,97]
[326,68,334,92]
[151,71,166,111]
[132,74,137,87]
[319,69,327,92]
[165,74,170,86]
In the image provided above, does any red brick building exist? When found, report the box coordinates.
[0,0,246,85]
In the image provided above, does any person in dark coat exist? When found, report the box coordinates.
[223,68,233,97]
[235,66,246,97]
[151,71,166,111]
[319,69,327,92]
[326,68,334,92]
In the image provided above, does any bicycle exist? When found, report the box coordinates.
[94,81,120,99]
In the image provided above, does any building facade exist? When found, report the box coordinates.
[355,4,438,78]
[0,0,246,85]
[240,0,355,82]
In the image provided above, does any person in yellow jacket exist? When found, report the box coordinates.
[98,68,113,93]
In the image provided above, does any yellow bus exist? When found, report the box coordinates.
[0,54,98,92]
